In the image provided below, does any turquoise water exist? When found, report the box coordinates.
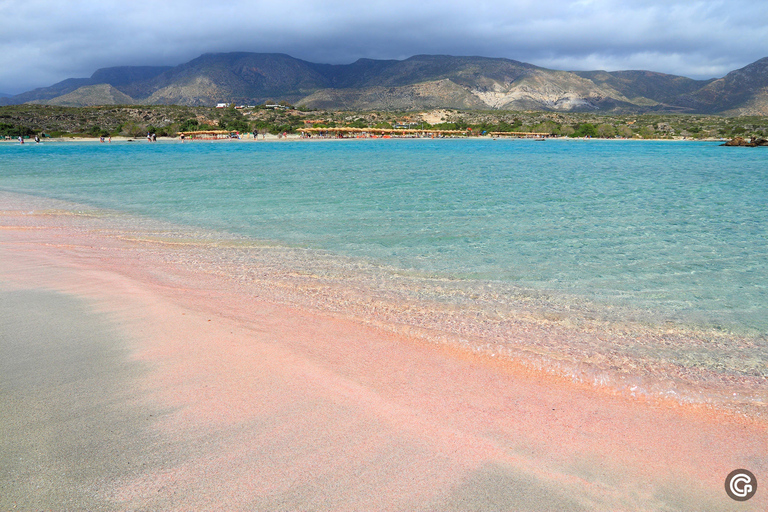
[3,137,768,410]
[2,138,767,334]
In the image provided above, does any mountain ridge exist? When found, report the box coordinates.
[3,53,767,114]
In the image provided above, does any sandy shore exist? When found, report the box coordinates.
[0,134,298,143]
[1,195,766,510]
[0,134,727,144]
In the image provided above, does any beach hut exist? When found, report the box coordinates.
[178,130,236,140]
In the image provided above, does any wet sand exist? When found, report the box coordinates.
[1,196,766,511]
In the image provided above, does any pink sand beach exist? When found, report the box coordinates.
[1,193,766,511]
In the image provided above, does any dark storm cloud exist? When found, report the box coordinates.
[1,0,766,94]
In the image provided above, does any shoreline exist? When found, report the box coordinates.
[1,189,762,417]
[0,134,730,144]
[2,191,766,510]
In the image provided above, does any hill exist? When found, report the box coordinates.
[2,53,767,114]
[572,70,713,109]
[1,66,171,106]
[31,84,135,107]
[676,57,768,115]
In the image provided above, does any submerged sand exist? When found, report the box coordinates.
[1,193,766,511]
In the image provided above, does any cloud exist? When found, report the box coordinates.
[1,0,767,94]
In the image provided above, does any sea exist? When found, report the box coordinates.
[1,138,766,415]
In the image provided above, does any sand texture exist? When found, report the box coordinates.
[1,195,766,511]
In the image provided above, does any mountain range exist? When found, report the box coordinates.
[3,53,767,114]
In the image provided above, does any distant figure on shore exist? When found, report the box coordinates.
[180,134,185,142]
[108,136,112,143]
[100,136,105,143]
[147,132,152,142]
[18,135,23,144]
[34,135,40,143]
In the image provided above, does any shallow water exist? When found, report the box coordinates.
[1,138,766,413]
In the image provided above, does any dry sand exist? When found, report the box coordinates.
[1,196,766,511]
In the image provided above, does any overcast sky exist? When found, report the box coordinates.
[1,0,767,95]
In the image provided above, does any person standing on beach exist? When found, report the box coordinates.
[34,135,40,143]
[18,135,23,144]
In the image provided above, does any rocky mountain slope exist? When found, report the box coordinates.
[676,57,768,115]
[33,84,135,107]
[3,53,767,114]
[7,66,170,105]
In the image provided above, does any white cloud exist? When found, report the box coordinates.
[1,0,767,94]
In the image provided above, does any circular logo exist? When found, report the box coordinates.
[725,469,757,501]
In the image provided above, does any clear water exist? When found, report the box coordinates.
[2,138,766,410]
[3,139,767,331]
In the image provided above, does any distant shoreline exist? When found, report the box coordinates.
[0,134,729,144]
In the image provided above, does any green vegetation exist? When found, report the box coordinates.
[175,119,217,133]
[0,122,35,137]
[215,109,250,133]
[572,123,598,138]
[2,104,768,140]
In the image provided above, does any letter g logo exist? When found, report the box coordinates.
[725,469,757,501]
